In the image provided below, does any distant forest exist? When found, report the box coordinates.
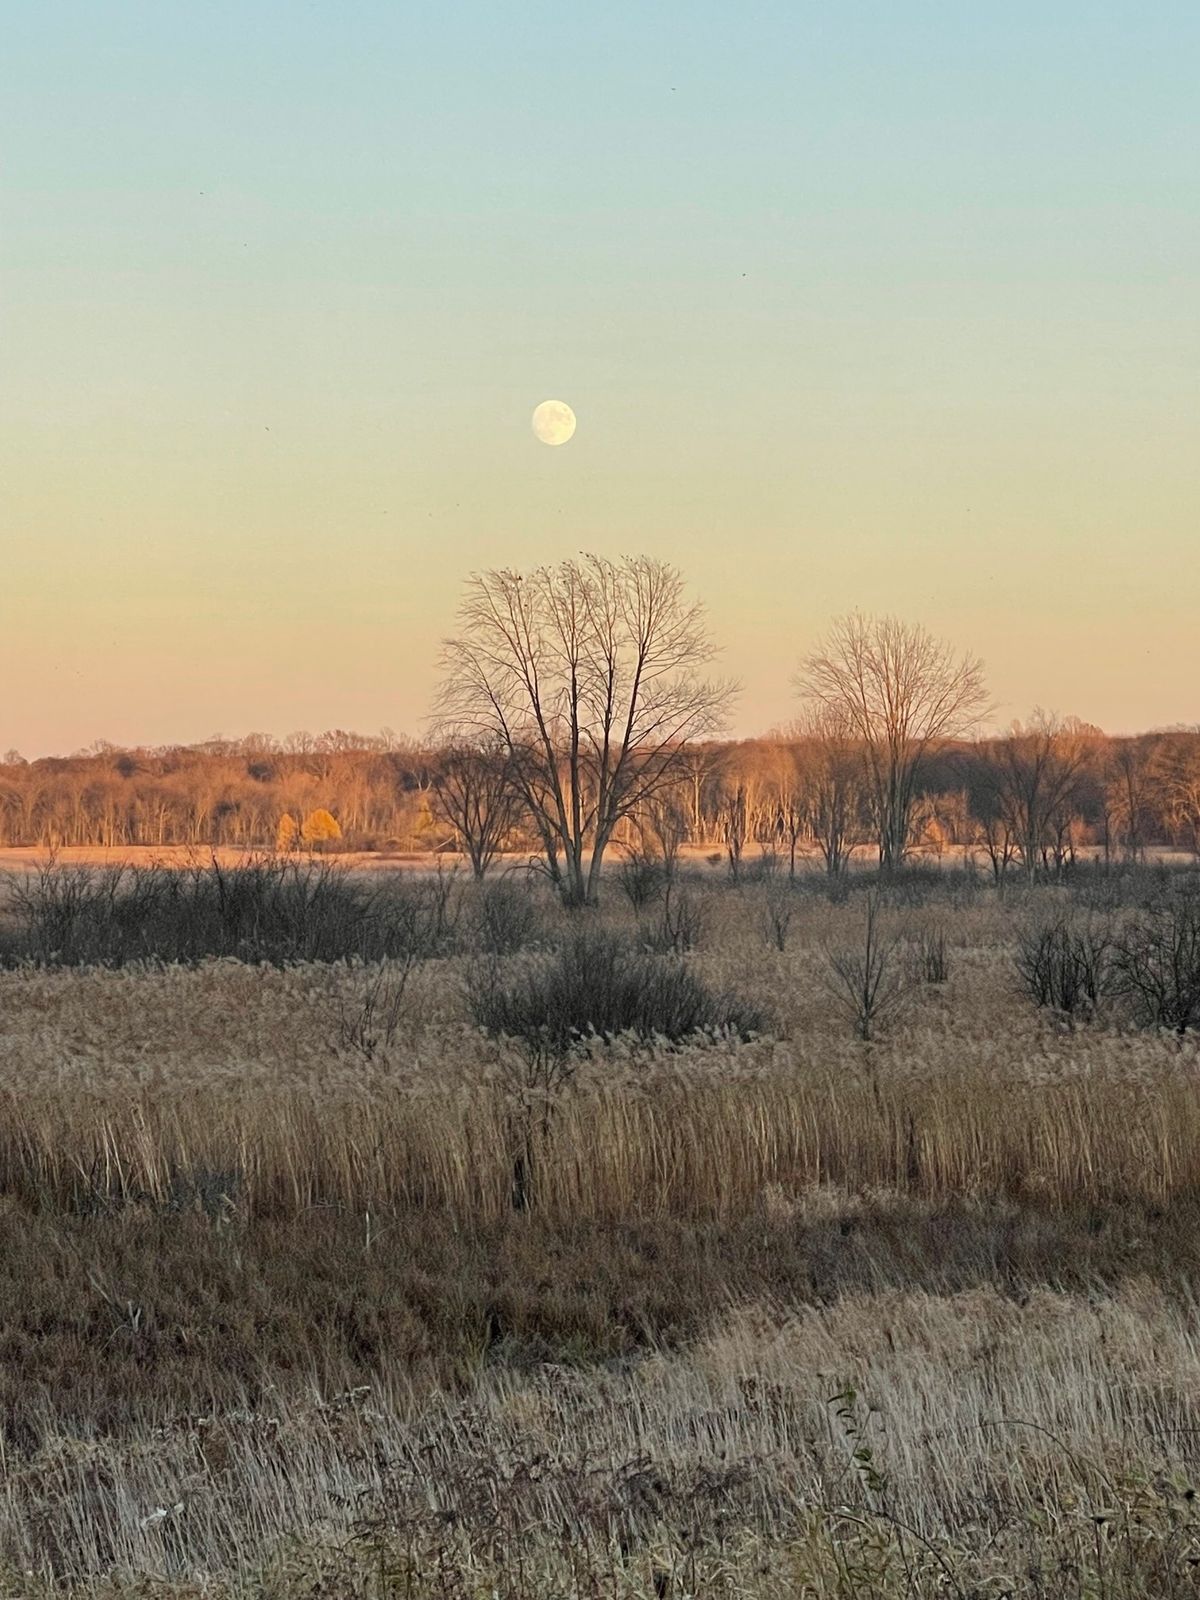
[1,724,1197,872]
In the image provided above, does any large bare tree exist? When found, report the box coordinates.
[434,555,734,905]
[799,613,988,871]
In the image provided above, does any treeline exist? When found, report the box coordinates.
[1,722,1197,871]
[0,733,439,852]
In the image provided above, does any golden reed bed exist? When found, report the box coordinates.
[0,921,1195,1221]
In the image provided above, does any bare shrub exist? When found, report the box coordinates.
[470,929,762,1077]
[469,878,546,954]
[1,860,137,966]
[760,882,795,951]
[877,863,980,908]
[822,871,852,906]
[1,857,459,968]
[1016,917,1113,1023]
[331,958,419,1060]
[645,881,706,953]
[616,842,667,911]
[821,893,908,1040]
[1111,893,1200,1035]
[1071,860,1179,912]
[421,859,461,949]
[909,923,949,984]
[738,849,780,885]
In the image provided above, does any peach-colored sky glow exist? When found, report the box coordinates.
[1,5,1196,757]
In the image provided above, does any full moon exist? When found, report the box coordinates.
[531,399,576,446]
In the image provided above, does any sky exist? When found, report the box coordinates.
[1,1,1196,756]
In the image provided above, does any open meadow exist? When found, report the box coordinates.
[0,856,1198,1596]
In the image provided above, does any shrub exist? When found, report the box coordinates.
[820,893,908,1041]
[737,850,781,885]
[331,958,417,1059]
[615,844,667,911]
[760,882,796,951]
[1016,916,1113,1023]
[910,923,949,984]
[822,871,852,906]
[469,878,547,955]
[470,927,762,1211]
[1111,893,1200,1035]
[644,882,706,953]
[1067,860,1184,912]
[871,864,982,908]
[469,928,763,1077]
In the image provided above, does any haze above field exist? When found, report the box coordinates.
[2,2,1197,756]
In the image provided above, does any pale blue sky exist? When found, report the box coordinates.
[1,2,1196,753]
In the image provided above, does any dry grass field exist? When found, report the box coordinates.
[1,858,1199,1596]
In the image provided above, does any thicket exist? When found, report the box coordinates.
[1016,916,1113,1022]
[1015,882,1200,1034]
[469,926,764,1070]
[1111,889,1200,1034]
[0,857,454,967]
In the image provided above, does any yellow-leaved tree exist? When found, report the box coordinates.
[276,813,299,852]
[301,808,342,849]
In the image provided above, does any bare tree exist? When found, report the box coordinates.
[982,712,1093,880]
[719,781,748,880]
[1152,730,1200,857]
[968,752,1018,884]
[799,614,988,871]
[777,761,809,879]
[748,738,808,878]
[674,743,726,846]
[434,556,734,907]
[1106,735,1153,863]
[642,794,688,879]
[430,742,522,880]
[798,708,865,878]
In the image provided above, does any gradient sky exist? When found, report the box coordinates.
[2,2,1196,756]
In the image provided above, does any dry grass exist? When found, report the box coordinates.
[6,1267,1200,1594]
[0,924,1196,1220]
[2,871,1200,1593]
